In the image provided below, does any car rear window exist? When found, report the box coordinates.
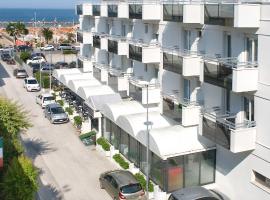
[44,96,54,101]
[120,183,142,194]
[51,107,64,114]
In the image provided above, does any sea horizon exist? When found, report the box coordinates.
[0,8,78,23]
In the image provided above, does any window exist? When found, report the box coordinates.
[121,24,126,36]
[224,32,231,57]
[129,136,139,167]
[144,64,148,72]
[246,37,258,62]
[244,97,254,121]
[145,24,148,34]
[183,79,190,101]
[184,30,192,51]
[120,130,129,158]
[184,153,200,187]
[253,171,270,191]
[200,150,216,185]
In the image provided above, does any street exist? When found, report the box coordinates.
[0,60,117,200]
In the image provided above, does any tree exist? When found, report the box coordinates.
[41,28,53,44]
[0,97,31,138]
[2,156,38,200]
[20,51,31,63]
[5,22,29,42]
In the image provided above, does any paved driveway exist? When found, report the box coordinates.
[0,61,117,200]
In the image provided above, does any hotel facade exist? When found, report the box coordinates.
[53,1,270,199]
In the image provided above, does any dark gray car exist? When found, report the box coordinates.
[168,186,223,200]
[44,103,69,124]
[100,170,146,200]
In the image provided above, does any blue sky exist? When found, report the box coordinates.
[0,0,79,9]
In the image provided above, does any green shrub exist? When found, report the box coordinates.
[79,131,96,140]
[113,154,129,170]
[34,72,50,89]
[134,173,154,192]
[96,137,110,151]
[65,107,73,115]
[20,51,31,63]
[74,116,82,127]
[57,100,64,107]
[63,49,77,54]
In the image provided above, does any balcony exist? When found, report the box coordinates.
[163,47,202,77]
[92,5,100,16]
[204,4,260,28]
[93,33,108,50]
[162,91,201,126]
[183,4,204,24]
[163,4,183,22]
[129,4,142,19]
[93,63,109,83]
[76,4,92,16]
[143,4,161,20]
[129,76,160,105]
[78,56,93,73]
[201,107,256,153]
[108,5,118,18]
[77,30,92,44]
[204,57,258,92]
[108,68,132,97]
[129,40,160,63]
[108,35,129,56]
[93,35,101,49]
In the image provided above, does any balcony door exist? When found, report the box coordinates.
[243,96,254,121]
[246,37,258,62]
[224,32,231,58]
[183,79,190,101]
[184,30,192,51]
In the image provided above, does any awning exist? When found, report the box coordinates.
[68,78,101,93]
[137,125,215,160]
[52,68,82,80]
[116,111,175,138]
[77,85,115,100]
[86,93,122,112]
[59,73,92,86]
[101,101,146,122]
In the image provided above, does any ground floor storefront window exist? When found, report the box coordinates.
[102,117,216,192]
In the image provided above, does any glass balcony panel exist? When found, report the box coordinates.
[108,5,118,17]
[129,5,142,19]
[108,74,118,92]
[163,53,182,75]
[204,4,234,26]
[93,5,100,16]
[108,40,118,54]
[129,44,142,62]
[162,98,182,123]
[93,35,100,48]
[163,4,183,22]
[77,5,83,15]
[129,83,142,102]
[93,67,101,81]
[77,32,83,43]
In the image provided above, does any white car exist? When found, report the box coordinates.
[36,93,55,108]
[41,45,55,51]
[23,77,41,92]
[26,56,46,65]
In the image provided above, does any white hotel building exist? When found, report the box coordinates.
[53,1,270,199]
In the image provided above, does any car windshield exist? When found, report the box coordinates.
[18,70,26,73]
[120,183,142,194]
[44,96,54,101]
[28,79,38,84]
[51,107,64,114]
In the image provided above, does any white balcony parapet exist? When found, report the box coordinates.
[129,76,160,88]
[95,63,109,71]
[127,37,160,47]
[109,67,133,77]
[78,56,93,73]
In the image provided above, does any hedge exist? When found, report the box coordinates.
[63,50,77,55]
[34,72,50,89]
[56,100,64,107]
[65,107,74,115]
[96,137,110,151]
[134,173,154,192]
[20,51,31,63]
[79,131,96,140]
[73,116,82,127]
[113,154,129,170]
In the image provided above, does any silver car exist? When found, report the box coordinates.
[44,103,69,124]
[99,170,146,200]
[14,69,28,78]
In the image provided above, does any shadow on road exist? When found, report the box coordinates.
[36,180,64,200]
[0,62,11,87]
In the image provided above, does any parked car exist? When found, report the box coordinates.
[26,56,46,65]
[23,77,40,92]
[6,58,16,65]
[168,186,223,200]
[99,170,146,200]
[1,53,11,61]
[41,45,55,51]
[40,63,54,74]
[13,69,28,78]
[54,61,68,69]
[17,45,32,52]
[44,103,69,124]
[36,93,55,108]
[57,43,73,50]
[30,63,41,73]
[69,61,77,68]
[31,53,46,59]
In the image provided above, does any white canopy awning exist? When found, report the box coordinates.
[116,111,175,138]
[137,125,215,160]
[52,68,82,80]
[59,73,92,86]
[77,85,115,100]
[68,78,101,93]
[86,93,122,112]
[102,101,146,122]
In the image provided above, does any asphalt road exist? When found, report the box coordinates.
[0,60,117,200]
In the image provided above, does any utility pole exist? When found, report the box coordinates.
[49,50,52,93]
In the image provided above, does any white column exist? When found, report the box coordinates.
[97,117,102,138]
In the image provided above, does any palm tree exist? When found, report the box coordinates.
[41,28,53,44]
[6,22,29,43]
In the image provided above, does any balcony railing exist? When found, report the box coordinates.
[93,5,101,16]
[77,31,83,43]
[108,39,118,54]
[129,4,142,19]
[161,91,200,106]
[204,56,258,90]
[129,76,160,88]
[202,106,256,150]
[204,4,234,26]
[129,44,142,62]
[93,35,101,48]
[108,5,118,17]
[163,4,183,22]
